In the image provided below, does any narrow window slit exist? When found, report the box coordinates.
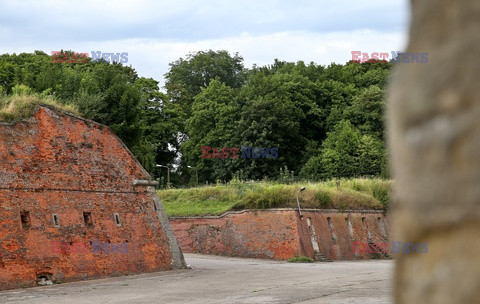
[83,212,93,228]
[114,213,121,226]
[52,214,60,227]
[20,211,31,229]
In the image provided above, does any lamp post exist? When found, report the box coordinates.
[156,164,170,189]
[187,166,198,187]
[296,186,306,218]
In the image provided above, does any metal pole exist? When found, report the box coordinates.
[187,166,198,187]
[296,187,306,218]
[156,165,171,189]
[195,169,198,187]
[296,191,302,217]
[167,168,171,189]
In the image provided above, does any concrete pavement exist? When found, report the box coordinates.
[0,254,393,303]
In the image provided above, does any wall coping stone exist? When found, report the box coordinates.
[168,208,387,219]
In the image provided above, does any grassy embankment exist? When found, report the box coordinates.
[159,178,392,217]
[0,92,79,122]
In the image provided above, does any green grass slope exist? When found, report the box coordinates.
[159,178,392,217]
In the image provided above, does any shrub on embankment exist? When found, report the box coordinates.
[159,178,392,217]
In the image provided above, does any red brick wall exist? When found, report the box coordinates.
[299,211,392,260]
[171,210,303,259]
[170,209,391,261]
[0,107,172,290]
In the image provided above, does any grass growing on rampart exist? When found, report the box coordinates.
[159,178,392,217]
[0,92,79,122]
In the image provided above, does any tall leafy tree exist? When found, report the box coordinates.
[165,50,245,113]
[345,85,385,139]
[301,120,386,179]
[134,77,179,172]
[2,50,392,183]
[165,50,246,146]
[182,79,239,182]
[357,134,387,176]
[234,72,307,179]
[319,120,361,178]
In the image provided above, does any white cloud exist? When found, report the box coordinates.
[40,29,405,87]
[0,0,407,42]
[0,1,409,88]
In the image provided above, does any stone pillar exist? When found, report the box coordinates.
[388,1,480,303]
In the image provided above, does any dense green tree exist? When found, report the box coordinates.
[134,77,179,171]
[316,79,357,133]
[181,79,239,182]
[233,73,307,179]
[319,120,361,178]
[0,61,16,94]
[357,134,387,176]
[1,50,392,184]
[0,51,153,172]
[345,85,385,139]
[300,120,386,179]
[165,50,245,115]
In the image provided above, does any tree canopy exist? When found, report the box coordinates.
[0,50,393,186]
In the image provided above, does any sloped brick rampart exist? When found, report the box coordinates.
[170,209,391,261]
[0,106,176,290]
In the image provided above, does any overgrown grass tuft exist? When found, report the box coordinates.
[0,93,79,122]
[288,256,314,263]
[159,178,392,217]
[159,186,238,217]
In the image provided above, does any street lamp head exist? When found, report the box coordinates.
[300,186,306,192]
[187,166,198,187]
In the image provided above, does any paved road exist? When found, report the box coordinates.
[0,254,393,304]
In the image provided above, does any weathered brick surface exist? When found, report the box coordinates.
[170,209,391,261]
[0,106,173,290]
[300,211,391,260]
[171,210,302,259]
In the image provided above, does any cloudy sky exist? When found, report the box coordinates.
[0,0,409,87]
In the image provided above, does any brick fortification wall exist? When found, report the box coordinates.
[0,106,182,290]
[170,209,391,261]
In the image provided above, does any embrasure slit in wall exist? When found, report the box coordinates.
[114,213,121,226]
[52,214,60,227]
[20,211,31,229]
[83,212,93,228]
